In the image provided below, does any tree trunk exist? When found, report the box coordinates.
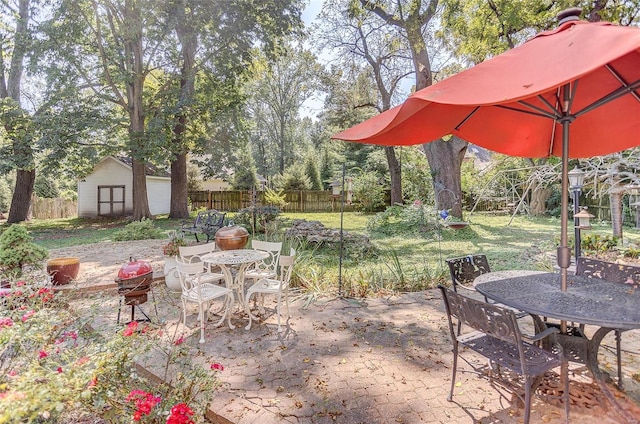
[279,116,286,173]
[4,0,34,223]
[529,182,552,216]
[124,0,151,221]
[423,137,467,218]
[404,7,467,216]
[170,153,189,219]
[170,6,196,220]
[385,146,402,205]
[131,158,151,220]
[610,190,623,238]
[7,169,35,223]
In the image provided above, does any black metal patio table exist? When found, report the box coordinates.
[475,271,640,422]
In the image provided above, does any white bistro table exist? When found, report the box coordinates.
[201,249,269,329]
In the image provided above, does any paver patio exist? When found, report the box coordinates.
[68,282,640,424]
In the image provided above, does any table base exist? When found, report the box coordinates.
[537,371,605,409]
[531,315,640,424]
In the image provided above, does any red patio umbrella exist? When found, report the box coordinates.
[333,9,640,292]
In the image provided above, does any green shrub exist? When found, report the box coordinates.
[233,206,281,233]
[621,245,640,259]
[263,187,288,209]
[367,202,440,236]
[0,176,11,213]
[276,165,311,190]
[0,224,48,277]
[112,218,164,241]
[581,233,619,253]
[353,171,386,212]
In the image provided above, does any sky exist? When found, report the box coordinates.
[302,0,324,25]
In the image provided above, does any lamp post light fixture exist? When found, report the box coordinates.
[567,166,585,259]
[574,207,594,229]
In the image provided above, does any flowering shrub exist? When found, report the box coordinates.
[126,390,162,421]
[167,403,195,424]
[0,273,224,423]
[162,231,187,257]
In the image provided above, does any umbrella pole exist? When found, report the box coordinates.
[558,83,574,334]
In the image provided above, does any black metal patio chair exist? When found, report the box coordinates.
[446,254,491,296]
[438,285,569,424]
[573,256,640,388]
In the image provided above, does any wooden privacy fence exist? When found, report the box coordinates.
[188,190,358,213]
[31,195,77,219]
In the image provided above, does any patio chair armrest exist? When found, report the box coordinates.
[522,326,559,343]
[453,284,476,293]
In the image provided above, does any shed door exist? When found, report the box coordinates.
[98,185,125,216]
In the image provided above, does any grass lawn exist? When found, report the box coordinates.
[8,211,640,297]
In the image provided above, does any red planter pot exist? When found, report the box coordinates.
[47,257,80,285]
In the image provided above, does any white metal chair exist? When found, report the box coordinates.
[245,240,282,284]
[176,260,233,343]
[245,249,295,332]
[178,242,224,284]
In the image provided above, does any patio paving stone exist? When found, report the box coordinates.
[68,284,640,423]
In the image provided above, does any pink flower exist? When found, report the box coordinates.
[174,336,184,345]
[16,281,25,287]
[38,350,48,359]
[21,310,35,322]
[65,331,78,340]
[0,317,13,328]
[36,288,55,302]
[57,367,63,373]
[123,321,139,336]
[210,362,224,371]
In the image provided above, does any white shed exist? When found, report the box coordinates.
[77,156,171,218]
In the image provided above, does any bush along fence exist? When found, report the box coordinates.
[188,190,360,213]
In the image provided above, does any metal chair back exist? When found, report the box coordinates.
[446,254,491,291]
[574,256,639,388]
[575,256,640,284]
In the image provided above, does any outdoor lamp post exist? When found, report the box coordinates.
[568,166,585,259]
[626,185,640,229]
[632,201,640,229]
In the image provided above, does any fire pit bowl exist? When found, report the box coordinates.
[215,225,249,250]
[47,257,80,285]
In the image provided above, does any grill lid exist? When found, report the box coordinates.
[117,257,153,280]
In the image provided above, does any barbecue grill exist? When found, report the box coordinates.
[115,257,155,324]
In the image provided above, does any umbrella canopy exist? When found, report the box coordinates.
[333,9,640,291]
